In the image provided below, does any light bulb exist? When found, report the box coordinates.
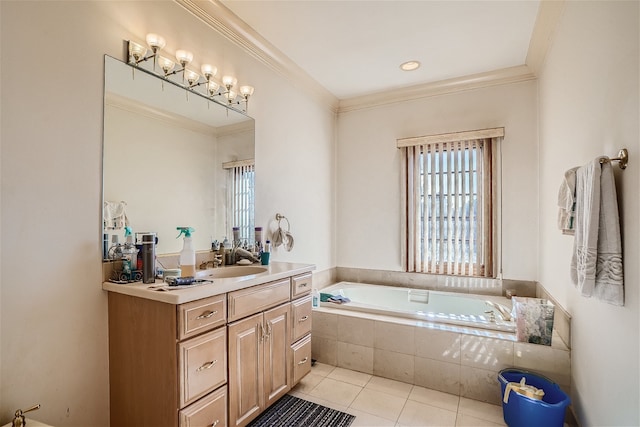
[222,75,237,89]
[145,33,166,51]
[201,64,217,80]
[158,56,175,74]
[185,69,200,86]
[207,81,220,96]
[175,49,193,66]
[240,85,255,97]
[128,41,147,62]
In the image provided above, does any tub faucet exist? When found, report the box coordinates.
[485,301,513,321]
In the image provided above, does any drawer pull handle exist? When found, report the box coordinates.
[299,282,308,287]
[298,357,309,365]
[196,360,218,372]
[211,420,219,427]
[298,315,309,322]
[196,310,217,320]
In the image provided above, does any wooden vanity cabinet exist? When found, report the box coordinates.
[107,269,313,427]
[108,292,228,427]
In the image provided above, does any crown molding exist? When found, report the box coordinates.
[174,0,339,112]
[175,0,548,115]
[526,0,566,76]
[338,65,536,114]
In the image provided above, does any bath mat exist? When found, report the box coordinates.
[248,394,355,427]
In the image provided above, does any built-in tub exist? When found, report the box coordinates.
[321,281,515,332]
[312,282,570,405]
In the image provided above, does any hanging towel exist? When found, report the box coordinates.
[593,161,624,305]
[557,167,578,235]
[570,158,624,305]
[103,201,129,230]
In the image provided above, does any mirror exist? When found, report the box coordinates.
[102,55,255,255]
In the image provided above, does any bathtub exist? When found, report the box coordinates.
[320,281,515,333]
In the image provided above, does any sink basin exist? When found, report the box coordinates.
[196,265,268,279]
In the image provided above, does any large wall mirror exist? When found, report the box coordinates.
[102,55,255,255]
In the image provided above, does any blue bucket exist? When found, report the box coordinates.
[498,369,571,427]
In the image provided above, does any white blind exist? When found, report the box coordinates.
[225,161,255,242]
[403,139,494,277]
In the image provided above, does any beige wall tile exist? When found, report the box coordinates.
[461,335,514,372]
[374,321,414,354]
[312,311,338,339]
[459,366,503,405]
[414,357,460,395]
[338,315,375,347]
[513,343,571,388]
[312,335,337,365]
[373,349,415,384]
[415,327,462,362]
[337,342,374,374]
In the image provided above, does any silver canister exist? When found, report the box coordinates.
[141,233,156,284]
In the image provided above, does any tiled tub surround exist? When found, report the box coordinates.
[312,307,570,406]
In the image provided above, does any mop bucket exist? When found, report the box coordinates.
[498,369,570,427]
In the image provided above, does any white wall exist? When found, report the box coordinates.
[538,1,639,425]
[337,81,539,280]
[0,2,335,425]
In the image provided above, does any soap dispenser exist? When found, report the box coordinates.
[176,227,196,277]
[122,226,138,276]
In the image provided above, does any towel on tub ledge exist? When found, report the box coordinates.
[571,157,624,305]
[320,293,351,304]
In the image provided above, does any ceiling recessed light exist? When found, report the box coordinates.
[400,60,421,71]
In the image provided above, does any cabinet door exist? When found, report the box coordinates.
[263,303,291,408]
[228,313,264,427]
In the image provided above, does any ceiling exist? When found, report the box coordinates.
[220,0,541,100]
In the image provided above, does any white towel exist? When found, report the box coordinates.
[570,158,624,305]
[557,167,578,235]
[103,201,129,230]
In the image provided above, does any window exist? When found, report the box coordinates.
[224,159,255,243]
[399,128,502,277]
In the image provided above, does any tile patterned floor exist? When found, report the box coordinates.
[289,364,507,427]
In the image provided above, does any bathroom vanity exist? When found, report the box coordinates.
[103,262,314,427]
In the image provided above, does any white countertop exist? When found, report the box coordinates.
[102,261,315,304]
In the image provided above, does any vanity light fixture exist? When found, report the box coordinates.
[400,60,421,71]
[125,35,255,113]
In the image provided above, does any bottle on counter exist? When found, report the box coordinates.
[176,227,196,277]
[261,239,271,266]
[121,227,138,276]
[312,288,320,308]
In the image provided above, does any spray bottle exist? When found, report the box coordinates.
[177,227,196,278]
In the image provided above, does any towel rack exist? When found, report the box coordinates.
[600,148,628,170]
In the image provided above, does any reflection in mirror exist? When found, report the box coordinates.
[102,55,255,256]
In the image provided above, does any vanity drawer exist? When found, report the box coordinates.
[291,295,312,343]
[178,294,226,340]
[179,386,227,427]
[291,273,312,298]
[290,334,312,385]
[228,278,290,322]
[179,328,227,408]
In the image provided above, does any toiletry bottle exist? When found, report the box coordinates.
[176,227,196,278]
[122,227,138,277]
[261,240,271,265]
[312,288,320,308]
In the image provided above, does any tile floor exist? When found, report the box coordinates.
[289,363,507,426]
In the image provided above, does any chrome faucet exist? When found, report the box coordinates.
[485,301,513,321]
[199,255,222,270]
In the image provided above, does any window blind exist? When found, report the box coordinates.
[224,160,255,242]
[402,137,496,277]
